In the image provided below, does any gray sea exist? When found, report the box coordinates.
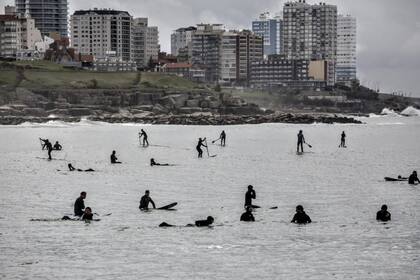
[0,114,419,279]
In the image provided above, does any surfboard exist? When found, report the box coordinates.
[157,202,177,210]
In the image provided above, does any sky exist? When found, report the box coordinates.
[1,0,420,96]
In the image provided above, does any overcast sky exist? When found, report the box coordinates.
[2,0,420,96]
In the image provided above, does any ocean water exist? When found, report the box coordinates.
[0,116,419,280]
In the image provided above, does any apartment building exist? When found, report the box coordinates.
[170,26,196,57]
[15,0,68,37]
[251,12,282,56]
[336,14,357,86]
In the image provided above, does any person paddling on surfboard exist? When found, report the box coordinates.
[196,138,207,158]
[159,216,214,227]
[340,131,346,148]
[297,130,305,153]
[74,192,86,217]
[139,129,149,147]
[110,150,122,164]
[408,171,420,185]
[150,158,170,166]
[291,205,311,224]
[244,185,257,209]
[139,190,156,210]
[376,204,391,222]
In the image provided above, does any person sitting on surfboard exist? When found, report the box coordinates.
[110,151,122,164]
[408,171,420,185]
[196,138,207,158]
[297,130,305,153]
[244,185,256,208]
[139,190,156,210]
[139,129,149,147]
[53,141,62,151]
[150,158,170,166]
[240,206,255,222]
[74,192,86,217]
[291,205,311,224]
[376,205,391,222]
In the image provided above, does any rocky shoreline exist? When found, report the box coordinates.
[0,112,362,126]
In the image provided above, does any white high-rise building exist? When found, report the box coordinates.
[336,14,357,86]
[171,26,196,56]
[145,25,159,63]
[132,18,159,68]
[70,9,132,61]
[251,12,282,57]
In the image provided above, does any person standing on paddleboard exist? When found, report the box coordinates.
[139,129,149,147]
[244,185,256,208]
[139,190,156,210]
[74,192,86,217]
[297,130,305,153]
[196,138,207,158]
[220,130,226,146]
[340,131,346,148]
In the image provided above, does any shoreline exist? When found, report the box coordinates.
[0,112,362,126]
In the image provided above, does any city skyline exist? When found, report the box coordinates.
[1,0,419,96]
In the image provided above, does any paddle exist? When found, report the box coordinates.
[212,137,221,144]
[205,139,210,157]
[305,142,312,148]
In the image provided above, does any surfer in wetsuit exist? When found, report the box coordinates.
[74,192,86,217]
[376,204,391,222]
[53,141,62,150]
[68,163,94,172]
[40,138,50,150]
[291,205,311,224]
[244,185,256,208]
[297,130,305,153]
[240,206,255,222]
[41,139,53,160]
[408,171,420,185]
[81,207,93,221]
[139,129,149,147]
[340,131,346,148]
[159,216,215,228]
[196,137,207,158]
[110,150,121,164]
[139,190,156,210]
[150,158,170,166]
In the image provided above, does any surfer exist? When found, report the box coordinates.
[196,137,207,158]
[376,204,391,222]
[68,163,94,172]
[240,206,255,222]
[408,171,420,185]
[291,205,311,224]
[297,130,305,153]
[53,141,62,150]
[74,192,86,217]
[244,185,256,208]
[150,158,170,166]
[40,138,53,160]
[39,138,50,150]
[159,216,215,228]
[110,150,121,164]
[340,131,346,147]
[139,190,156,210]
[81,207,93,221]
[139,129,149,147]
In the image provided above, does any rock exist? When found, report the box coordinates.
[186,99,200,107]
[179,107,203,114]
[68,108,92,116]
[22,107,47,117]
[153,104,169,114]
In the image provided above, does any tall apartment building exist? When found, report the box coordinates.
[251,12,282,56]
[131,18,159,68]
[191,24,263,84]
[191,24,224,82]
[283,0,337,85]
[336,14,356,86]
[70,9,132,62]
[0,6,42,58]
[171,26,196,57]
[15,0,68,37]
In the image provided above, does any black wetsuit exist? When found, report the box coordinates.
[376,210,391,222]
[196,139,206,158]
[240,212,255,222]
[54,143,62,150]
[297,133,305,153]
[82,213,93,221]
[44,141,53,160]
[139,195,155,210]
[220,131,226,146]
[341,132,346,147]
[195,219,212,227]
[139,131,149,146]
[74,197,85,216]
[291,211,311,224]
[244,190,256,207]
[111,154,118,164]
[408,174,420,184]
